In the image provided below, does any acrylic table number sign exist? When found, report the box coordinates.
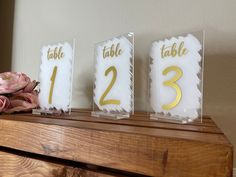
[92,33,134,119]
[33,40,75,115]
[150,32,204,123]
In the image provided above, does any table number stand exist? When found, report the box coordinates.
[92,32,134,119]
[149,31,205,124]
[33,39,75,116]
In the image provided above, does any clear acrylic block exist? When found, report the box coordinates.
[33,39,76,116]
[92,32,134,119]
[149,31,205,124]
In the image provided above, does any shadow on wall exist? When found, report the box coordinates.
[204,55,236,116]
[204,55,236,166]
[0,0,15,72]
[134,57,149,111]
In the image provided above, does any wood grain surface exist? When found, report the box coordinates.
[0,151,117,177]
[0,111,233,177]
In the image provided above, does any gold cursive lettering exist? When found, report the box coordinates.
[47,47,64,60]
[161,41,188,59]
[103,43,122,59]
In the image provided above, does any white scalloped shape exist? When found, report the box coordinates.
[39,42,73,112]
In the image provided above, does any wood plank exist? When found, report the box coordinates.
[17,109,217,126]
[2,111,222,134]
[0,114,227,144]
[69,112,219,131]
[0,151,117,177]
[0,118,233,177]
[72,109,217,126]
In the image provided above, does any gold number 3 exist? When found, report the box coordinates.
[99,66,121,106]
[162,66,183,110]
[48,66,57,104]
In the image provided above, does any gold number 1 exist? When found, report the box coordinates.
[48,66,57,104]
[162,66,183,110]
[99,66,121,106]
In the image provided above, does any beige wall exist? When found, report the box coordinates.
[12,0,236,167]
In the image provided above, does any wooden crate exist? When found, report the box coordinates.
[0,110,233,177]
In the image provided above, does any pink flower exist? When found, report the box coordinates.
[5,92,39,113]
[0,72,39,113]
[0,72,35,94]
[0,95,10,112]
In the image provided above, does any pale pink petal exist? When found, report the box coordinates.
[6,92,39,113]
[0,72,31,94]
[23,81,39,93]
[0,95,10,112]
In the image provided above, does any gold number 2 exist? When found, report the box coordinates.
[162,66,183,110]
[99,66,121,106]
[48,66,57,104]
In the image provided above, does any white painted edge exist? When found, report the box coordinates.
[233,168,236,177]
